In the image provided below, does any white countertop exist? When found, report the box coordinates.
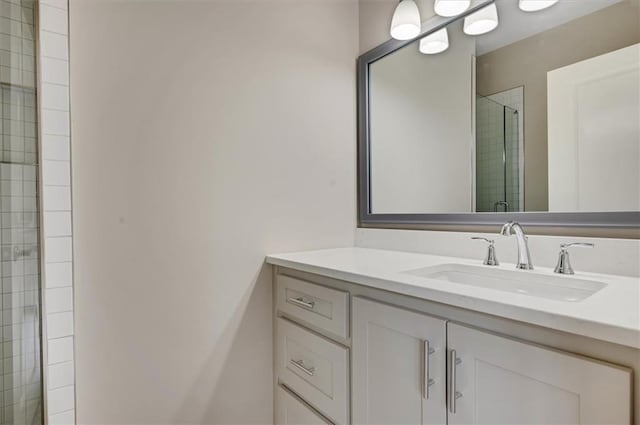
[266,247,640,349]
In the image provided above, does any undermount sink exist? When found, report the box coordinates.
[403,263,606,302]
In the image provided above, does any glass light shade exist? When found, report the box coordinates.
[434,0,471,17]
[463,3,499,35]
[519,0,559,12]
[390,0,421,40]
[419,28,449,54]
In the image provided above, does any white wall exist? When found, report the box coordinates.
[370,21,475,213]
[359,0,397,54]
[68,1,357,423]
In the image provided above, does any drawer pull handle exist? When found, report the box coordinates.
[448,349,463,414]
[423,340,436,399]
[290,359,315,376]
[288,297,315,310]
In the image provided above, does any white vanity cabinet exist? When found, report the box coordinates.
[350,299,631,425]
[276,318,349,425]
[447,323,632,425]
[275,385,331,425]
[352,297,447,425]
[274,275,350,425]
[273,269,634,425]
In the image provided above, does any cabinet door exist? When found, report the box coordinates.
[275,385,330,425]
[447,323,632,425]
[352,297,447,425]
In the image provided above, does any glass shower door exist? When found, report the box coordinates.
[0,0,43,423]
[475,95,521,213]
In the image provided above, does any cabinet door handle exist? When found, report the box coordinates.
[423,340,435,399]
[290,359,315,376]
[287,297,315,310]
[448,350,462,413]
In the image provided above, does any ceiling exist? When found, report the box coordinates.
[472,0,626,55]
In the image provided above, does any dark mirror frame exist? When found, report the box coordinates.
[357,0,640,233]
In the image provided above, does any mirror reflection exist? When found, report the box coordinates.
[369,0,640,214]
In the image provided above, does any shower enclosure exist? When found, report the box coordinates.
[475,94,522,213]
[0,0,43,423]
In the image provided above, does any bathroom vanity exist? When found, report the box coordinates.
[268,248,638,425]
[270,1,640,423]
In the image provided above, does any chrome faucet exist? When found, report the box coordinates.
[554,242,594,275]
[500,221,534,270]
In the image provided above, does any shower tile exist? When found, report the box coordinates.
[0,1,23,21]
[23,274,37,290]
[48,408,74,425]
[42,160,70,186]
[26,382,41,402]
[41,83,69,111]
[47,336,72,365]
[46,385,74,414]
[0,36,20,56]
[22,258,36,275]
[47,361,73,389]
[22,196,36,211]
[22,164,35,181]
[41,109,69,136]
[21,22,32,41]
[40,30,68,60]
[0,16,21,36]
[42,185,71,211]
[45,287,72,314]
[1,277,23,294]
[22,180,35,197]
[43,211,71,237]
[44,236,72,263]
[46,312,73,339]
[40,56,68,85]
[4,150,24,163]
[44,262,71,288]
[40,0,66,9]
[38,5,67,35]
[41,134,69,161]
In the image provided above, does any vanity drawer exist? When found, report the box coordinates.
[276,275,349,339]
[276,318,349,425]
[275,384,331,425]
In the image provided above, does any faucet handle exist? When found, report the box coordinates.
[471,237,494,244]
[471,237,499,266]
[555,242,594,275]
[560,242,595,251]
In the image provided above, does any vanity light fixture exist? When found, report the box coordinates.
[434,0,471,17]
[463,3,499,35]
[390,0,422,40]
[419,27,449,54]
[518,0,559,12]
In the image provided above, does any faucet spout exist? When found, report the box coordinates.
[501,222,534,270]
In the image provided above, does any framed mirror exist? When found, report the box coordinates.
[358,0,640,232]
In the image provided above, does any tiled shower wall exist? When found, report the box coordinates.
[476,96,508,212]
[1,0,42,423]
[487,87,524,210]
[0,162,41,425]
[2,0,75,423]
[38,0,76,423]
[1,0,37,165]
[1,87,37,164]
[475,87,523,213]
